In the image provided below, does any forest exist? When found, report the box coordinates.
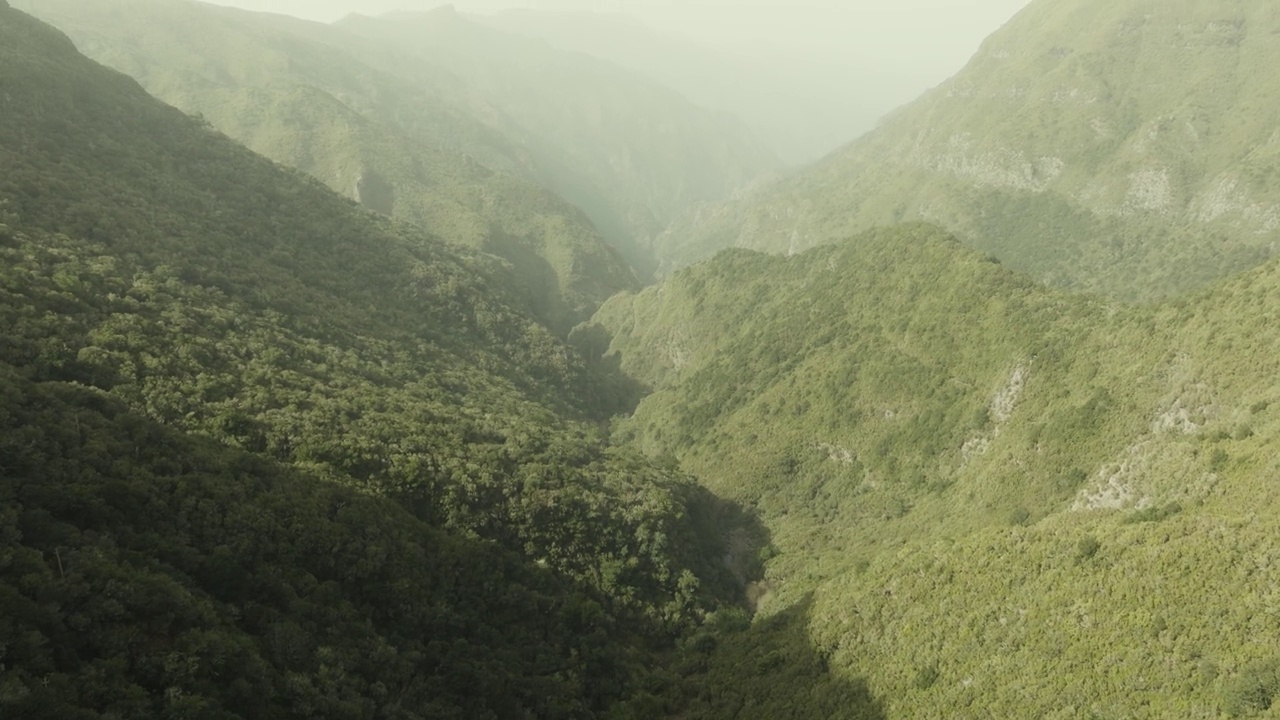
[7,0,1280,717]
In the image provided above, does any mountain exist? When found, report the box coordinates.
[589,221,1280,716]
[657,0,1280,301]
[0,4,755,714]
[11,0,646,333]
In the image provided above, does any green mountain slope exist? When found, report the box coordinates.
[0,5,750,714]
[658,0,1280,301]
[13,0,638,333]
[590,222,1280,716]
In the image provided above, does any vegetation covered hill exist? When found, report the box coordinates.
[588,220,1280,716]
[0,5,767,715]
[12,0,645,333]
[657,0,1280,301]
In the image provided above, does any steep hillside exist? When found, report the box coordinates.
[0,5,747,715]
[592,222,1280,717]
[331,6,782,276]
[658,0,1280,301]
[12,0,644,333]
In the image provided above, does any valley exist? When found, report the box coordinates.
[5,0,1280,718]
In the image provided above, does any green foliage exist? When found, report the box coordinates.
[597,225,1134,556]
[611,600,885,720]
[1210,447,1230,472]
[0,369,642,718]
[1007,507,1032,526]
[1123,502,1183,524]
[1075,535,1102,562]
[912,664,941,691]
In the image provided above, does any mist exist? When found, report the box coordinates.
[201,0,1032,162]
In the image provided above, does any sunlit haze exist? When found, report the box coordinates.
[199,0,1033,161]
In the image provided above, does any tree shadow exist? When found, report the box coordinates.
[670,594,890,717]
[615,484,884,719]
[568,319,651,418]
[672,483,776,614]
[484,229,578,334]
[620,592,887,719]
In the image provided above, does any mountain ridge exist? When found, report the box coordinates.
[655,0,1280,301]
[470,7,883,164]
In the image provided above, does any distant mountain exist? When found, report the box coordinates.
[472,9,884,165]
[590,220,1280,716]
[658,0,1280,301]
[0,4,744,714]
[329,6,782,277]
